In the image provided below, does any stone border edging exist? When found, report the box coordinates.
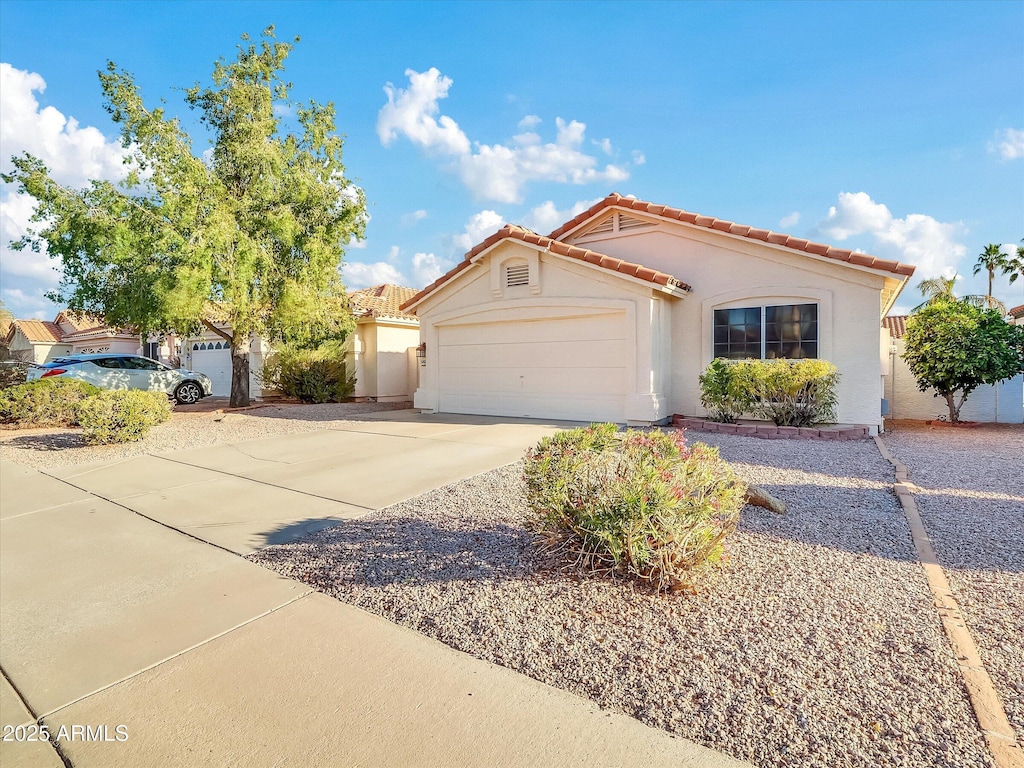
[873,436,1024,768]
[672,416,870,440]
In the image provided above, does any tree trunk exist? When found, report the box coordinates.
[229,339,250,408]
[944,391,959,423]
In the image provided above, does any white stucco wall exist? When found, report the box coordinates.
[884,338,1023,423]
[413,240,679,424]
[6,329,70,363]
[568,221,899,429]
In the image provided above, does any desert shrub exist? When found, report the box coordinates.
[0,362,30,389]
[259,343,355,404]
[524,424,745,592]
[730,359,838,426]
[76,390,171,444]
[698,358,755,422]
[0,378,100,427]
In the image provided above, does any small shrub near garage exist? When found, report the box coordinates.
[77,390,172,445]
[698,358,839,427]
[0,379,100,427]
[524,424,746,592]
[259,343,355,404]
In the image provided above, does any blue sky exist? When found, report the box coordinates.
[1,0,1022,319]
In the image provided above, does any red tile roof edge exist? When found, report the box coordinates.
[882,315,909,340]
[400,225,690,311]
[11,319,64,343]
[548,193,917,278]
[1010,304,1024,319]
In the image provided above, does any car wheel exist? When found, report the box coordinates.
[174,381,203,405]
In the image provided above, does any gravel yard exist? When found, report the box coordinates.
[251,432,993,768]
[0,401,412,470]
[882,423,1024,743]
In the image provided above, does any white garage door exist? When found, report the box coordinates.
[189,344,232,396]
[437,312,628,422]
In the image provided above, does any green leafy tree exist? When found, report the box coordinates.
[2,28,365,406]
[902,300,1024,423]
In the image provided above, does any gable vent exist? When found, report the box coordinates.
[587,216,615,235]
[617,213,653,231]
[505,263,530,287]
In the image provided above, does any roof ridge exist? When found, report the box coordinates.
[546,193,916,278]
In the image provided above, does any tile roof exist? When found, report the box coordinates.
[350,284,420,320]
[401,224,690,312]
[1010,304,1024,320]
[55,311,104,333]
[11,320,64,343]
[882,315,908,340]
[548,193,917,278]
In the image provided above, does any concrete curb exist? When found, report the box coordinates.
[873,436,1024,768]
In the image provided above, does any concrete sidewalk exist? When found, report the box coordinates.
[1,414,749,767]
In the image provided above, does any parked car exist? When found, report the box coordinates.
[27,354,213,404]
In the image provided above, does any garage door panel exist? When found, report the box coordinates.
[438,339,627,370]
[439,392,623,422]
[438,366,626,396]
[435,311,629,422]
[439,314,624,346]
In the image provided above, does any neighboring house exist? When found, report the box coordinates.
[4,311,171,364]
[348,284,420,401]
[883,315,1023,424]
[1011,303,1024,326]
[179,326,267,398]
[402,193,917,433]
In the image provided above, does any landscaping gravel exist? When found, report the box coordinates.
[882,423,1024,743]
[251,432,993,768]
[0,401,412,470]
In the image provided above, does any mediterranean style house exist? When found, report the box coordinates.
[3,311,172,364]
[401,193,917,434]
[347,284,420,401]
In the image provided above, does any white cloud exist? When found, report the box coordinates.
[0,63,136,317]
[411,252,452,287]
[342,260,407,289]
[385,245,401,263]
[377,67,471,156]
[631,150,646,165]
[779,211,801,229]
[593,138,613,155]
[400,209,428,226]
[816,191,966,279]
[1,287,53,319]
[523,198,602,234]
[453,209,506,251]
[377,69,629,203]
[989,128,1024,160]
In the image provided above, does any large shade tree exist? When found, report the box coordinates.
[902,299,1024,423]
[3,28,366,406]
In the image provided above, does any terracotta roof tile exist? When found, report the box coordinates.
[400,225,690,312]
[547,193,916,277]
[883,315,908,340]
[349,284,420,321]
[1010,304,1024,319]
[12,320,63,343]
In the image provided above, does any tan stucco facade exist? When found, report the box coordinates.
[350,318,420,401]
[411,206,911,432]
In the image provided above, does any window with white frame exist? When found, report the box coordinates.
[713,303,818,360]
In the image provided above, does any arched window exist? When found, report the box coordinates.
[193,343,199,351]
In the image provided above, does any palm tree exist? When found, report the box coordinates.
[973,243,1008,305]
[1004,238,1024,285]
[914,275,959,308]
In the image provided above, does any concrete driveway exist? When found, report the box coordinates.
[1,410,747,768]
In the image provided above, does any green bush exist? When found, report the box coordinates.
[698,358,754,423]
[76,390,172,444]
[698,358,839,427]
[0,378,100,427]
[524,424,746,592]
[0,362,30,389]
[259,343,355,403]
